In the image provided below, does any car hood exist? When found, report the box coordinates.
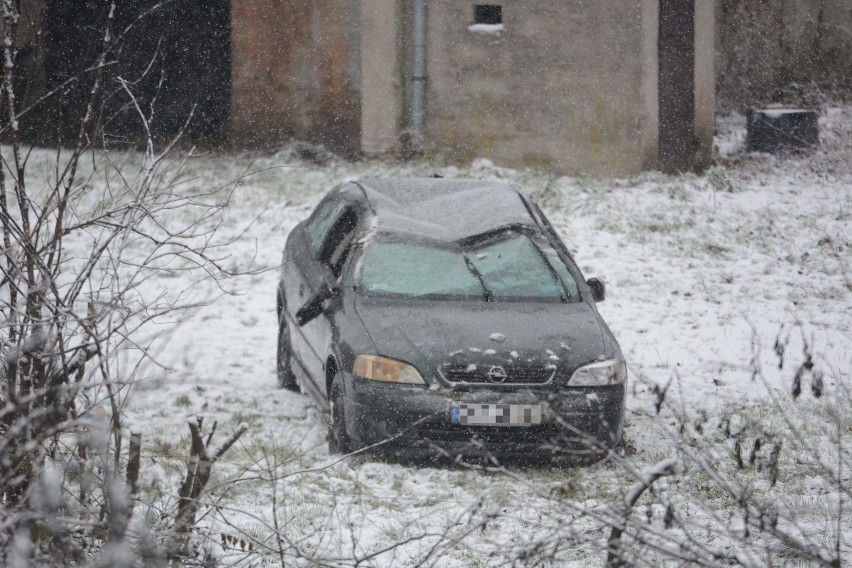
[353,296,606,387]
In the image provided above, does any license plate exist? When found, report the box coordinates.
[451,404,542,426]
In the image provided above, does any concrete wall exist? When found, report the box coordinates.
[717,0,852,110]
[640,0,660,171]
[421,1,652,177]
[361,0,402,154]
[694,0,716,170]
[230,0,361,153]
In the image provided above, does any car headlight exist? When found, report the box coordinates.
[353,354,425,385]
[569,359,627,386]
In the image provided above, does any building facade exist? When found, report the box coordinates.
[11,1,852,174]
[230,0,363,154]
[232,0,716,176]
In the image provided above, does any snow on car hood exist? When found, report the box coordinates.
[353,296,606,384]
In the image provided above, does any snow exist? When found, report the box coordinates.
[758,107,811,118]
[9,529,33,568]
[622,458,678,506]
[467,23,505,35]
[34,105,850,565]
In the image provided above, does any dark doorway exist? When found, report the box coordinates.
[42,0,231,147]
[658,0,695,173]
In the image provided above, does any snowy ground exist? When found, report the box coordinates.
[81,107,852,566]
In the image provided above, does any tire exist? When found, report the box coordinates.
[276,311,299,391]
[328,374,353,454]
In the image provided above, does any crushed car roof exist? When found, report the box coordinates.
[354,178,536,241]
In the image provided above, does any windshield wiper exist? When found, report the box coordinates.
[527,238,573,303]
[461,252,494,302]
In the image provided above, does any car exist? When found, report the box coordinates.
[276,178,626,463]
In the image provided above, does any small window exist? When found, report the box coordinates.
[474,5,502,25]
[320,209,358,278]
[307,196,348,252]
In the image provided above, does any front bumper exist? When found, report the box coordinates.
[342,372,625,463]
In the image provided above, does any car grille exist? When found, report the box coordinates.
[438,363,555,385]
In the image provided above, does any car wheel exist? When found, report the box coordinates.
[328,374,353,454]
[276,313,299,391]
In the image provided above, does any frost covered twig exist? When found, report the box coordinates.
[0,2,249,562]
[168,416,248,559]
[606,457,677,567]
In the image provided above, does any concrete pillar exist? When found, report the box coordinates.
[641,0,660,171]
[694,0,715,171]
[658,0,715,173]
[360,0,400,154]
[658,0,696,174]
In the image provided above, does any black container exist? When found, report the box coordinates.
[746,109,819,153]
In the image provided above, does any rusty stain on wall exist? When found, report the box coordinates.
[230,0,361,154]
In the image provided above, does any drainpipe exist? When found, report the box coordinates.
[411,0,427,148]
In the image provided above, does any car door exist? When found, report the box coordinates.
[286,192,350,382]
[299,205,360,396]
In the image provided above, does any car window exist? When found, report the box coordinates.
[307,196,349,252]
[320,208,359,278]
[468,235,575,299]
[360,242,483,298]
[531,239,579,298]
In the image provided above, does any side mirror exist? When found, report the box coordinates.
[587,278,606,303]
[296,285,337,326]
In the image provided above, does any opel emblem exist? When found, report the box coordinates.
[487,366,508,383]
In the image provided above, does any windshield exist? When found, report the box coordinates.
[358,232,579,300]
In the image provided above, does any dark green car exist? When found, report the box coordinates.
[276,179,626,463]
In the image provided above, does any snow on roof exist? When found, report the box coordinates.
[757,108,812,118]
[467,23,505,35]
[354,178,536,241]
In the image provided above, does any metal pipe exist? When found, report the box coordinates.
[411,0,427,146]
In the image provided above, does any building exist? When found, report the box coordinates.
[231,1,716,176]
[17,1,850,175]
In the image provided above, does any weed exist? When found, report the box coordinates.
[391,474,405,493]
[230,411,262,426]
[707,165,743,193]
[453,547,491,568]
[666,182,691,200]
[530,176,563,209]
[702,242,730,257]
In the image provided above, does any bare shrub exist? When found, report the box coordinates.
[0,2,245,564]
[489,322,850,567]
